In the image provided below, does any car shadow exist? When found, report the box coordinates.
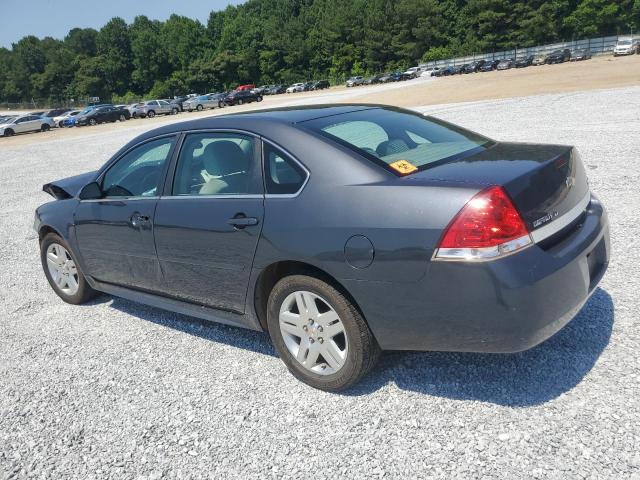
[347,287,614,406]
[99,287,613,407]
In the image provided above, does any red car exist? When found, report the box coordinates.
[235,84,256,91]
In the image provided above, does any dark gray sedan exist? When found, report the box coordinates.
[35,105,609,391]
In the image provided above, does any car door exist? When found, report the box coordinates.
[15,116,37,133]
[74,135,177,291]
[158,100,170,114]
[153,131,264,313]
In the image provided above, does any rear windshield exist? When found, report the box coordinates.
[301,108,492,175]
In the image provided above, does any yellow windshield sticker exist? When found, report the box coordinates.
[389,159,418,175]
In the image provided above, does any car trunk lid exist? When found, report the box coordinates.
[406,142,589,233]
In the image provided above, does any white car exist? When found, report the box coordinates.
[613,38,638,56]
[420,67,440,77]
[53,110,81,128]
[0,114,54,137]
[286,83,305,93]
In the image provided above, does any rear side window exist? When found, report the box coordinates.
[263,143,307,195]
[301,108,492,175]
[173,132,260,196]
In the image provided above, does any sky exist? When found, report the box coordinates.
[0,0,245,48]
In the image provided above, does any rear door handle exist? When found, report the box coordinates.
[227,215,259,229]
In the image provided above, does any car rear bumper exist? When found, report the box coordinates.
[344,194,610,352]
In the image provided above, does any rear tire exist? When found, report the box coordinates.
[238,99,244,105]
[119,114,126,121]
[41,124,50,132]
[40,233,97,305]
[196,104,203,111]
[88,118,97,126]
[4,128,14,137]
[257,96,263,102]
[147,110,155,118]
[171,108,178,115]
[266,274,380,392]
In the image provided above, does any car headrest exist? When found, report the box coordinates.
[376,139,410,157]
[202,141,249,176]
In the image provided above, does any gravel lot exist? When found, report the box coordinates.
[1,87,639,479]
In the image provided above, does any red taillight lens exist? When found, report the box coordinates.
[438,186,530,249]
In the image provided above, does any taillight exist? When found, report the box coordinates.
[434,186,532,261]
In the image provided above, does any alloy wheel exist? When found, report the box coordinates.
[45,243,79,296]
[279,291,348,375]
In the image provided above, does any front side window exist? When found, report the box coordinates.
[301,108,492,175]
[263,143,307,194]
[173,132,260,196]
[101,136,175,198]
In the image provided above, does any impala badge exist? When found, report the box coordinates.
[533,211,559,228]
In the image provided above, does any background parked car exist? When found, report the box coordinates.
[346,76,364,87]
[0,114,53,136]
[420,67,441,77]
[545,49,571,64]
[169,96,189,112]
[183,93,226,111]
[76,105,130,126]
[532,55,547,66]
[235,84,256,91]
[613,38,639,56]
[311,80,330,90]
[53,110,81,127]
[267,85,287,95]
[136,100,179,118]
[463,60,486,73]
[479,60,499,72]
[286,83,305,93]
[303,81,315,91]
[224,89,262,106]
[515,55,535,68]
[571,49,592,61]
[403,66,423,78]
[497,58,514,70]
[42,108,70,120]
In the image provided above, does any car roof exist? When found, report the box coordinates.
[132,104,384,140]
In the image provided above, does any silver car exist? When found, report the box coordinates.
[137,100,179,118]
[346,76,365,87]
[183,94,226,112]
[0,114,54,137]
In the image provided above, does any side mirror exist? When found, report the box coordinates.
[78,182,103,200]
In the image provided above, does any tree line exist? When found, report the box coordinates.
[0,0,637,104]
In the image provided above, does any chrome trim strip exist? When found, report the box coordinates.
[433,234,533,262]
[80,196,159,203]
[530,192,591,243]
[160,194,263,200]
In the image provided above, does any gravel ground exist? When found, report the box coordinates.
[1,87,639,479]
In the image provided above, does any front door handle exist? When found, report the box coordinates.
[227,214,259,229]
[130,213,150,228]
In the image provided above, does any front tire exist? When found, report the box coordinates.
[88,118,97,126]
[196,104,203,111]
[41,124,50,132]
[40,233,97,305]
[147,110,155,118]
[119,114,126,121]
[267,275,380,391]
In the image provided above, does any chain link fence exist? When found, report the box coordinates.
[421,34,638,68]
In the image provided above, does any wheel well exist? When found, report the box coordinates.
[254,260,362,332]
[38,225,59,242]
